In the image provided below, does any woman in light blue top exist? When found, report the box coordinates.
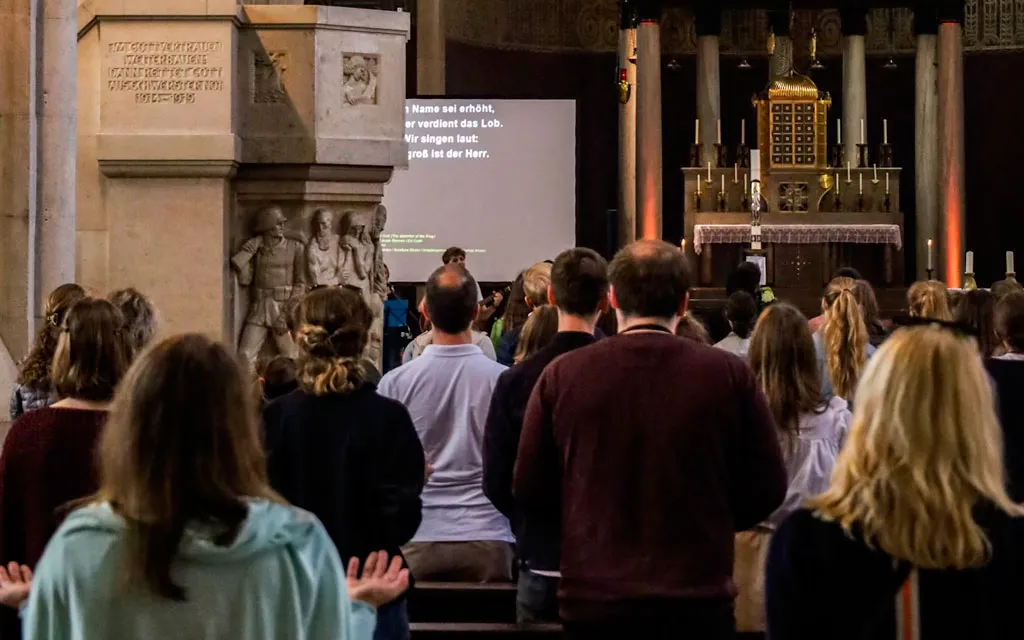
[0,334,408,640]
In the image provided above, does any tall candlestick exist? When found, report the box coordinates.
[1008,251,1015,274]
[927,239,933,270]
[885,172,890,194]
[695,119,700,145]
[741,119,746,145]
[859,173,863,194]
[837,119,842,145]
[883,119,889,145]
[716,119,722,145]
[873,164,878,181]
[707,161,712,182]
[966,251,975,274]
[846,162,851,182]
[860,119,865,145]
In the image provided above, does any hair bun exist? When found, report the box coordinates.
[298,325,333,356]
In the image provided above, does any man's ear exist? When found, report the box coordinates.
[609,285,621,311]
[678,292,690,317]
[471,302,480,324]
[547,285,556,306]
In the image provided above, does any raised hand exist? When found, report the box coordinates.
[0,562,32,609]
[346,551,409,610]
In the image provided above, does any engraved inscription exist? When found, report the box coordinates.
[253,51,288,104]
[343,54,379,106]
[106,41,226,105]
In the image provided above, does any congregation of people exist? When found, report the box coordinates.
[2,238,1024,639]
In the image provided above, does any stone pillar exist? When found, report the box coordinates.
[915,8,940,281]
[417,0,445,95]
[841,9,867,168]
[768,10,792,79]
[937,9,966,286]
[617,1,637,248]
[635,3,662,240]
[695,6,720,167]
[35,0,78,326]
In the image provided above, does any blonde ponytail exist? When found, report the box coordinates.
[908,280,953,321]
[823,277,869,399]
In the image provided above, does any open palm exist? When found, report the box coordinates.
[0,563,32,609]
[346,551,409,609]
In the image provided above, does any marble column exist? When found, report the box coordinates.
[841,9,867,168]
[617,4,637,248]
[635,7,662,240]
[938,16,966,286]
[417,0,445,95]
[915,10,939,282]
[695,7,720,167]
[35,0,78,325]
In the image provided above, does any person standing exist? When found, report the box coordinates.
[496,263,552,365]
[483,248,609,624]
[515,240,786,638]
[378,265,513,582]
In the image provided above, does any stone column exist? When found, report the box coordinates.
[635,3,662,240]
[937,10,966,286]
[695,7,721,167]
[617,1,637,247]
[417,0,445,95]
[841,9,867,168]
[915,8,939,281]
[768,10,792,79]
[35,0,78,326]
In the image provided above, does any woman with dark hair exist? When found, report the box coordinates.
[263,286,425,640]
[714,291,758,358]
[0,297,128,637]
[955,289,999,357]
[9,283,85,419]
[1,333,407,638]
[493,273,528,347]
[853,280,888,348]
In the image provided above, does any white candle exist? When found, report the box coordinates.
[1008,251,1015,274]
[734,163,739,183]
[835,173,840,195]
[846,162,851,181]
[928,239,933,270]
[741,119,746,145]
[743,173,748,194]
[717,119,722,144]
[696,178,701,195]
[883,119,889,145]
[873,164,878,181]
[885,172,890,194]
[859,173,863,194]
[695,119,700,145]
[721,174,725,192]
[860,119,865,145]
[966,251,975,274]
[707,161,712,182]
[681,238,687,253]
[837,119,842,145]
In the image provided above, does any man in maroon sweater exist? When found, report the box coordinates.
[514,239,787,639]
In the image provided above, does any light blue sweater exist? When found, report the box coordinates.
[23,500,376,640]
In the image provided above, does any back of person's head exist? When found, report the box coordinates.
[749,303,821,450]
[835,267,863,280]
[955,289,999,357]
[522,262,553,309]
[822,277,869,400]
[514,305,559,364]
[995,291,1024,353]
[991,278,1024,302]
[725,291,758,339]
[18,283,86,389]
[550,248,609,318]
[812,325,1023,569]
[907,280,952,321]
[261,356,298,401]
[610,240,691,320]
[853,279,885,338]
[98,334,278,600]
[51,297,130,402]
[295,287,371,395]
[501,272,528,335]
[725,262,761,297]
[441,247,466,265]
[425,265,478,335]
[107,288,157,356]
[675,313,710,344]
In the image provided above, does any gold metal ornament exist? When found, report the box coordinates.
[767,30,776,56]
[618,79,631,104]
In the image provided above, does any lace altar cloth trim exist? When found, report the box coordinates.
[691,224,902,255]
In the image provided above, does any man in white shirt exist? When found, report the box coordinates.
[378,264,514,582]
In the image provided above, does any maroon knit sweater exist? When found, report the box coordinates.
[0,407,107,639]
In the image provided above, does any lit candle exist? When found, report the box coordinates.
[707,161,712,182]
[846,162,851,182]
[1008,251,1015,274]
[837,118,842,145]
[859,173,863,194]
[681,238,687,253]
[860,119,865,145]
[873,164,878,181]
[885,172,890,194]
[927,239,933,270]
[966,251,975,274]
[883,119,889,145]
[741,119,746,145]
[695,119,700,145]
[717,119,722,144]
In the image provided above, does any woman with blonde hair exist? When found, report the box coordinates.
[262,286,425,640]
[513,304,558,364]
[0,333,408,638]
[734,304,850,633]
[814,277,873,401]
[107,287,158,356]
[907,279,953,321]
[766,325,1024,639]
[9,283,85,419]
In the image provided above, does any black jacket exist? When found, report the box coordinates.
[483,331,596,571]
[263,384,425,564]
[986,357,1024,501]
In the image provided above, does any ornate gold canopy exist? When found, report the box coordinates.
[755,70,832,170]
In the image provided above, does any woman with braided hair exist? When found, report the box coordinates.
[262,286,425,640]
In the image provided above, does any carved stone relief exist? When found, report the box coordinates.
[342,54,379,106]
[253,51,288,104]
